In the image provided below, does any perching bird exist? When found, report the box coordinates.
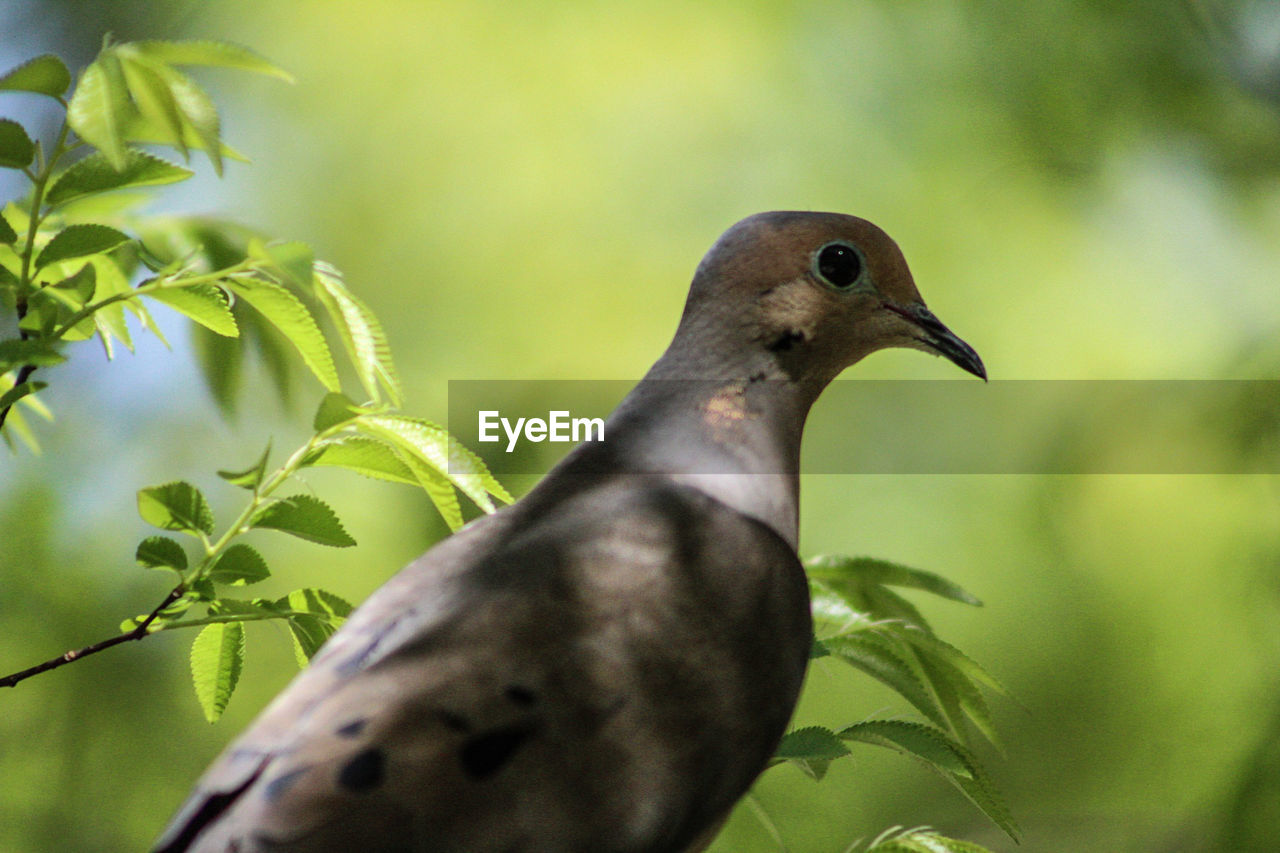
[154,211,985,853]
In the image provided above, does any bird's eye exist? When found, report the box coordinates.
[815,242,864,289]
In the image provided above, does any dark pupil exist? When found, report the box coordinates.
[819,245,861,288]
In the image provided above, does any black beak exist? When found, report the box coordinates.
[886,302,987,381]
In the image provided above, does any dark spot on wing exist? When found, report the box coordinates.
[337,748,386,792]
[504,685,536,706]
[437,709,471,732]
[152,759,267,852]
[460,725,537,780]
[335,718,367,738]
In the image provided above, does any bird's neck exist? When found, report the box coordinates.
[559,340,822,549]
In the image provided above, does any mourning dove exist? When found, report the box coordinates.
[154,211,985,853]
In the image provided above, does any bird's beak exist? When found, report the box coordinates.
[885,302,987,381]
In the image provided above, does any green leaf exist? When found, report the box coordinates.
[805,555,982,607]
[46,149,193,207]
[306,435,418,485]
[0,211,15,244]
[137,480,215,536]
[146,62,222,175]
[313,391,368,432]
[0,339,65,373]
[0,119,35,169]
[275,588,353,666]
[135,535,188,572]
[34,224,129,270]
[121,113,247,162]
[189,621,245,723]
[773,726,851,781]
[226,277,340,392]
[0,381,46,413]
[251,494,355,547]
[314,262,402,406]
[825,633,949,730]
[0,54,71,97]
[250,238,313,288]
[216,442,271,490]
[67,56,134,170]
[146,284,237,336]
[118,55,188,158]
[840,721,1019,842]
[360,414,508,511]
[52,263,97,306]
[125,40,295,83]
[866,829,997,853]
[86,255,134,356]
[208,543,270,586]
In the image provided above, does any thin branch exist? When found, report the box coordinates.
[0,363,39,429]
[0,584,184,689]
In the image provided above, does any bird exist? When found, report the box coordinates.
[153,211,986,853]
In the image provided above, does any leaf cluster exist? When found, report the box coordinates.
[766,556,1019,844]
[127,391,510,722]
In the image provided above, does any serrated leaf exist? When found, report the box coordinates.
[774,726,851,781]
[313,263,402,406]
[251,494,355,547]
[226,277,340,391]
[208,543,270,586]
[0,381,46,413]
[841,721,1019,842]
[135,535,187,571]
[126,40,295,83]
[360,414,508,511]
[146,284,237,336]
[806,555,982,606]
[250,239,313,288]
[0,339,65,372]
[146,62,221,175]
[826,633,949,730]
[137,480,214,536]
[46,149,192,207]
[217,442,270,490]
[87,255,134,355]
[313,391,367,432]
[306,435,418,485]
[35,224,130,270]
[118,55,187,158]
[0,119,35,169]
[401,453,464,531]
[0,54,72,97]
[121,113,247,162]
[841,720,972,778]
[67,56,134,170]
[190,621,245,723]
[276,588,353,667]
[0,211,16,244]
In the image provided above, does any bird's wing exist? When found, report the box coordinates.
[155,477,811,853]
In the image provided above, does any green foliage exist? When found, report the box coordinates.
[764,555,1017,846]
[0,42,509,725]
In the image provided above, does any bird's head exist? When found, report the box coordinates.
[681,211,986,385]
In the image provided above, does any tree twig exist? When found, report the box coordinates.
[0,363,39,430]
[0,584,184,688]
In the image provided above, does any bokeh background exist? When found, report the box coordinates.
[3,1,1280,850]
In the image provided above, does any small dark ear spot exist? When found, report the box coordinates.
[460,725,536,780]
[815,242,863,289]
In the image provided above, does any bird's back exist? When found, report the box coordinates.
[155,475,811,852]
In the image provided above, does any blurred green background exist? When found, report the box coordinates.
[3,1,1280,850]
